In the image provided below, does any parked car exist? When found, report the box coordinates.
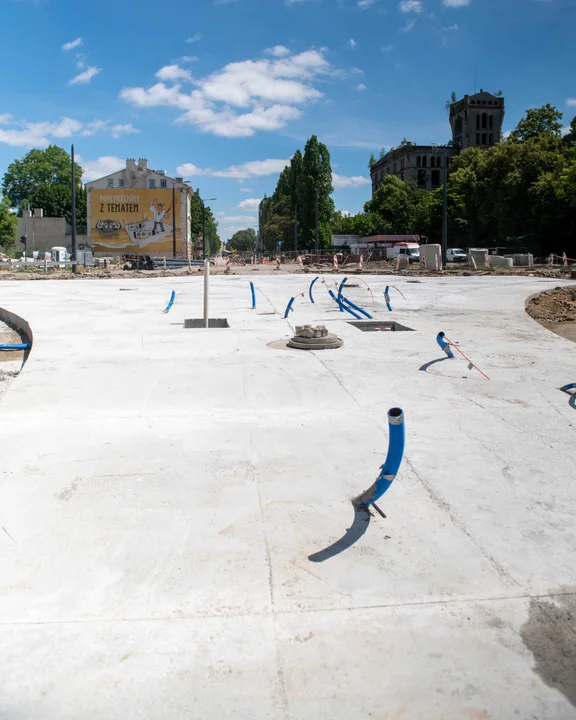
[447,248,467,262]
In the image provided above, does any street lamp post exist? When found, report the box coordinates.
[442,151,448,268]
[200,195,217,258]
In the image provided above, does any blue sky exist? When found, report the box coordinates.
[1,0,575,239]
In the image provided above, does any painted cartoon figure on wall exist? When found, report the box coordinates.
[150,198,171,236]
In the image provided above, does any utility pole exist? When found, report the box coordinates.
[314,187,319,258]
[442,150,448,268]
[294,204,298,254]
[202,199,206,259]
[71,144,78,274]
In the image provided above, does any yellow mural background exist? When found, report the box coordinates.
[91,188,182,253]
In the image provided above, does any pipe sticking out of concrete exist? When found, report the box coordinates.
[384,286,392,312]
[250,282,256,309]
[355,408,405,508]
[204,260,209,328]
[436,331,454,358]
[0,344,31,350]
[340,295,373,319]
[283,296,296,319]
[309,276,319,303]
[163,291,176,314]
[328,289,361,319]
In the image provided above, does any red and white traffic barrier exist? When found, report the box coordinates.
[297,255,304,268]
[225,256,231,270]
[276,256,281,270]
[333,254,339,269]
[563,252,568,267]
[359,254,364,269]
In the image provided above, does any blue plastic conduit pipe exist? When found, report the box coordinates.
[250,281,256,309]
[340,295,373,319]
[356,408,406,508]
[163,291,176,314]
[309,276,319,303]
[384,286,392,312]
[328,289,362,319]
[336,277,348,312]
[436,331,454,358]
[283,296,296,319]
[0,343,31,350]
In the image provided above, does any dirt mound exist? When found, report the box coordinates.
[527,286,576,323]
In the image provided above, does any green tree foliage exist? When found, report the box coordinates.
[368,154,377,170]
[298,135,334,249]
[0,197,17,249]
[2,145,83,212]
[189,190,220,255]
[228,228,256,252]
[509,104,563,144]
[445,91,457,111]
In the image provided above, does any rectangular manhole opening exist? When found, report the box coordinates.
[347,321,414,332]
[184,318,230,329]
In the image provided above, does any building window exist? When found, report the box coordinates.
[489,115,493,129]
[482,113,487,129]
[393,162,397,173]
[149,179,156,188]
[417,169,426,187]
[476,133,480,145]
[416,156,421,167]
[107,178,114,188]
[422,156,427,167]
[482,133,487,145]
[400,158,405,170]
[489,133,493,145]
[476,115,480,130]
[118,179,125,188]
[431,169,441,186]
[160,179,167,188]
[401,171,404,181]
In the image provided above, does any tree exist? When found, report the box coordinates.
[509,104,563,144]
[229,228,256,252]
[368,154,377,171]
[2,145,83,212]
[189,190,219,255]
[364,175,420,234]
[298,135,334,249]
[445,91,457,111]
[0,197,17,249]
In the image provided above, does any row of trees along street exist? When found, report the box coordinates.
[257,105,576,259]
[0,146,221,253]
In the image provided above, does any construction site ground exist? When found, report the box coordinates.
[0,274,575,719]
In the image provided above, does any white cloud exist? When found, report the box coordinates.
[443,0,469,5]
[237,198,262,210]
[0,116,138,148]
[348,38,357,49]
[62,37,82,51]
[399,0,422,12]
[265,45,291,57]
[217,214,257,223]
[401,19,416,31]
[68,66,101,85]
[381,43,394,52]
[177,158,290,179]
[120,48,330,137]
[156,64,193,83]
[567,98,576,107]
[561,126,571,137]
[358,0,376,6]
[179,56,198,63]
[239,187,252,192]
[356,83,367,91]
[332,173,370,190]
[185,33,201,43]
[110,123,140,138]
[443,23,459,30]
[78,156,125,182]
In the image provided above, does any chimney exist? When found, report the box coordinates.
[126,158,136,169]
[138,158,148,170]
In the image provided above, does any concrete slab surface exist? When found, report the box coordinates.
[1,274,575,719]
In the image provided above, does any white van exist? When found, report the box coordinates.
[393,243,420,264]
[447,248,467,262]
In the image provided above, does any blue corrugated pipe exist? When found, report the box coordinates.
[164,290,176,313]
[309,276,319,303]
[250,281,256,309]
[384,286,392,312]
[356,408,406,508]
[340,295,373,319]
[0,343,31,350]
[338,277,348,300]
[283,296,296,319]
[328,289,362,319]
[436,331,454,358]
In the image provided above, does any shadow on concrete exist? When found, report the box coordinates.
[419,356,450,373]
[560,384,576,410]
[308,505,370,563]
